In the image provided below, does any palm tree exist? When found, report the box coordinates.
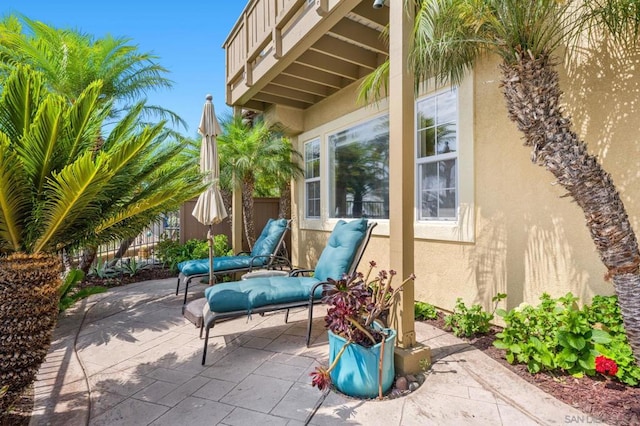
[217,115,303,248]
[362,0,640,363]
[0,15,185,128]
[0,65,204,410]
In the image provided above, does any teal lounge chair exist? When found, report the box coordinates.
[201,218,376,365]
[177,218,292,310]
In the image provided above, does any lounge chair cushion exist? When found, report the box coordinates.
[205,276,323,313]
[177,218,289,276]
[313,218,368,282]
[178,256,259,276]
[250,218,289,257]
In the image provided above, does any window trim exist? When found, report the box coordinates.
[414,76,475,243]
[296,101,391,234]
[304,138,321,219]
[415,88,460,222]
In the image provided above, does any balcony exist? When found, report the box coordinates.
[223,0,389,111]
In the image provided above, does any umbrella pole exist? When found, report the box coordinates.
[208,225,214,286]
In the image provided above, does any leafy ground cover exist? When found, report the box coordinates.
[423,312,640,426]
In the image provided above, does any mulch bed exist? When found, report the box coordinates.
[79,265,177,289]
[422,312,640,426]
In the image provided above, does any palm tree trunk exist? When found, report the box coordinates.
[107,237,136,268]
[279,183,291,219]
[0,254,61,411]
[242,178,256,249]
[221,188,233,225]
[79,245,98,274]
[500,52,640,364]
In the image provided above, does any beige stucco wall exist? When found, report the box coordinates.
[284,46,640,314]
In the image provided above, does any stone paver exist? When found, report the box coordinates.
[31,277,593,426]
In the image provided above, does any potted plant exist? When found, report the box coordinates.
[310,261,415,399]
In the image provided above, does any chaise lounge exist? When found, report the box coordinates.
[200,218,376,364]
[176,218,291,310]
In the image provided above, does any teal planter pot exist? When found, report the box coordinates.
[328,328,396,398]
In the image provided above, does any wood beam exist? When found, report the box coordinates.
[271,74,330,97]
[328,19,387,54]
[388,0,416,349]
[252,92,310,109]
[295,51,360,80]
[282,63,345,89]
[261,83,318,104]
[230,0,363,106]
[310,35,378,70]
[350,1,389,28]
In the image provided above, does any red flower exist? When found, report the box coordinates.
[310,366,332,391]
[595,355,618,376]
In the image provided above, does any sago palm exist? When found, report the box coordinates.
[217,115,302,247]
[0,65,203,411]
[362,0,640,363]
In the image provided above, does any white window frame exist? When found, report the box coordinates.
[304,138,321,219]
[416,88,459,221]
[296,101,391,234]
[414,76,475,243]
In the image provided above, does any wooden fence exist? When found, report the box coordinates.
[179,197,289,254]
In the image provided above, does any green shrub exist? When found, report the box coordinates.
[444,294,506,338]
[155,235,232,273]
[58,269,107,312]
[414,301,438,320]
[587,295,640,386]
[493,293,640,386]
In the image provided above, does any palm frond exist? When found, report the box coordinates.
[64,80,109,161]
[358,59,390,106]
[32,151,112,253]
[17,95,67,194]
[0,64,44,142]
[105,122,165,175]
[0,133,29,251]
[580,0,640,49]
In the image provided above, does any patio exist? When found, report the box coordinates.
[31,277,587,425]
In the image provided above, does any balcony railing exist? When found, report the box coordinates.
[224,0,311,87]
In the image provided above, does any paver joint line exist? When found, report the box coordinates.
[462,362,546,425]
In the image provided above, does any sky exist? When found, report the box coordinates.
[0,1,248,137]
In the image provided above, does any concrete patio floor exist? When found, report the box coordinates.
[30,277,590,425]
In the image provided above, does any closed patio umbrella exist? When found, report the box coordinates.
[192,94,228,285]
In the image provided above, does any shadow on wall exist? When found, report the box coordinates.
[521,213,594,304]
[465,38,640,313]
[564,36,640,234]
[295,229,327,270]
[468,205,609,314]
[463,207,508,310]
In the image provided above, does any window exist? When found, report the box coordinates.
[328,115,389,219]
[304,139,321,219]
[416,89,458,220]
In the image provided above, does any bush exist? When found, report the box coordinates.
[58,269,107,312]
[155,235,232,273]
[414,301,438,320]
[493,293,640,386]
[444,294,506,338]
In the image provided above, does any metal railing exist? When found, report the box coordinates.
[65,211,180,273]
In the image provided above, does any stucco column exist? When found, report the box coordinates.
[231,105,243,253]
[388,0,416,349]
